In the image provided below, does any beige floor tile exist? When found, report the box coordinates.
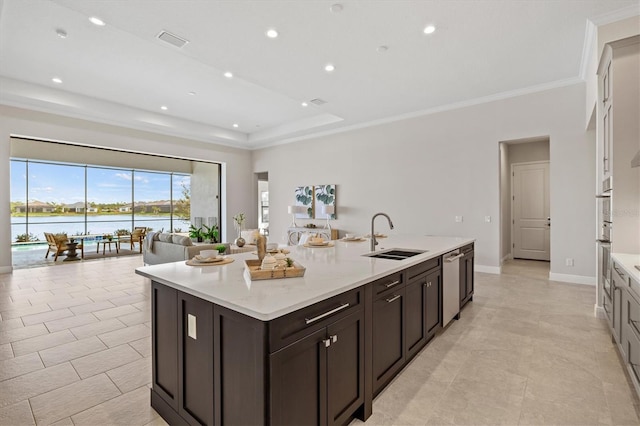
[129,336,152,357]
[0,352,44,381]
[0,400,35,425]
[21,308,74,326]
[608,402,640,425]
[108,293,147,306]
[0,303,51,320]
[106,356,151,393]
[0,343,13,361]
[72,385,159,426]
[93,304,140,320]
[0,317,24,333]
[71,344,142,379]
[98,323,151,348]
[47,296,94,310]
[69,317,126,340]
[45,312,99,333]
[118,310,150,326]
[518,395,613,425]
[50,417,75,426]
[143,416,170,426]
[87,290,130,301]
[30,373,121,425]
[69,300,116,314]
[39,336,107,367]
[0,363,79,408]
[12,329,77,357]
[0,323,49,345]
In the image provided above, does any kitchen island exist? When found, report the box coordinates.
[136,235,474,425]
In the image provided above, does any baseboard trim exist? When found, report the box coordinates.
[549,272,596,286]
[594,305,606,319]
[0,266,13,275]
[476,265,501,274]
[500,254,512,265]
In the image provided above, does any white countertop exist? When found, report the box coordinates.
[612,252,640,283]
[135,235,474,321]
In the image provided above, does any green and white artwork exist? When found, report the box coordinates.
[314,184,336,219]
[294,186,314,218]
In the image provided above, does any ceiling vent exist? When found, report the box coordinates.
[157,30,189,48]
[309,98,327,106]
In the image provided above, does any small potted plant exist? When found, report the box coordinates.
[203,224,219,244]
[233,213,246,247]
[189,224,204,243]
[215,244,227,254]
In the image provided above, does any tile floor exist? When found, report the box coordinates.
[0,257,638,425]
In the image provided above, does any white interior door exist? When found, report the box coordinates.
[512,162,550,261]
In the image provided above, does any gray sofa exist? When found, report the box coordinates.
[142,232,230,265]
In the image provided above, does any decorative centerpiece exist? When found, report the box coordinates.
[189,225,204,242]
[244,256,306,280]
[233,212,246,247]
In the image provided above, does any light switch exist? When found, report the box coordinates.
[188,314,197,339]
[455,216,463,223]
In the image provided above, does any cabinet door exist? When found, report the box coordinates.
[151,282,178,409]
[372,288,405,394]
[326,310,365,426]
[405,273,428,360]
[425,269,441,337]
[459,251,474,308]
[178,292,214,426]
[270,328,327,426]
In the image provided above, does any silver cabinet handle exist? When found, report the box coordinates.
[323,338,331,347]
[385,280,401,288]
[305,303,350,324]
[385,294,401,303]
[423,281,432,288]
[331,335,338,344]
[445,253,464,262]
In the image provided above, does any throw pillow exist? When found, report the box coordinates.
[158,233,173,243]
[172,235,193,246]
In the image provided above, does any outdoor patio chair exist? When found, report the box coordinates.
[119,229,144,253]
[44,232,84,261]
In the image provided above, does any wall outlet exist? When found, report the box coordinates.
[565,258,574,267]
[455,216,463,223]
[485,216,491,223]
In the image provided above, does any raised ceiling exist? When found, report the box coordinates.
[0,0,638,149]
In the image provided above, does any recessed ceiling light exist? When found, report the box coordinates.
[233,123,239,128]
[160,105,168,110]
[377,45,389,53]
[188,91,196,96]
[324,64,335,72]
[423,25,436,34]
[330,4,343,13]
[301,102,308,107]
[224,71,233,78]
[89,16,106,26]
[266,28,278,38]
[51,77,62,84]
[55,29,67,39]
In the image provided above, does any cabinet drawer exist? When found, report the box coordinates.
[612,262,630,287]
[459,243,474,254]
[269,287,363,352]
[372,272,404,298]
[406,258,440,280]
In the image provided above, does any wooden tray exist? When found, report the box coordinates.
[185,257,235,267]
[244,259,306,280]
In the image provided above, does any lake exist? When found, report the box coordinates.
[11,214,191,242]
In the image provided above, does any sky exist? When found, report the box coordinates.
[10,161,190,205]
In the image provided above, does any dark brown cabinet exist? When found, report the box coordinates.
[459,244,474,308]
[372,285,405,393]
[270,309,364,426]
[405,268,441,361]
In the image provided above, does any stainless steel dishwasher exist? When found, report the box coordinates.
[442,249,463,327]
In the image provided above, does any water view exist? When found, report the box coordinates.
[11,215,191,243]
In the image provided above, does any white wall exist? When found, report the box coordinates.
[0,105,254,271]
[191,162,221,233]
[253,83,596,281]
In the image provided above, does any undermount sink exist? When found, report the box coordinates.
[363,248,427,260]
